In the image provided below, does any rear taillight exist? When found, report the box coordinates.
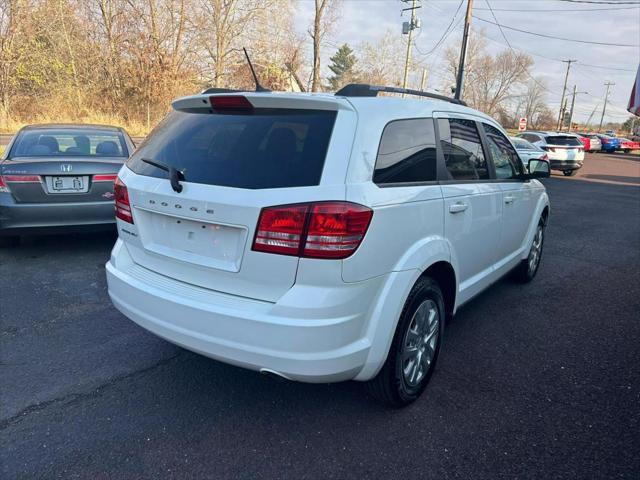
[0,175,40,192]
[253,204,308,256]
[541,154,549,160]
[114,177,133,223]
[2,175,40,182]
[252,202,373,260]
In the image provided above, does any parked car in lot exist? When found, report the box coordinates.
[618,138,640,153]
[106,85,550,406]
[0,124,134,244]
[510,137,548,163]
[516,131,584,176]
[575,134,591,152]
[577,133,601,153]
[594,134,620,153]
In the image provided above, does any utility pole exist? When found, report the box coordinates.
[559,98,568,131]
[598,81,615,133]
[420,68,427,91]
[556,59,577,131]
[401,0,421,92]
[567,85,588,132]
[585,103,599,130]
[454,0,474,100]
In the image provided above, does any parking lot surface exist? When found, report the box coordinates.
[1,153,639,479]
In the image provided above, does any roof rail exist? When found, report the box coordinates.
[334,83,467,106]
[201,87,247,95]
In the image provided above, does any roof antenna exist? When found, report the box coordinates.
[243,47,270,93]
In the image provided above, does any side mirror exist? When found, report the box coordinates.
[526,158,550,179]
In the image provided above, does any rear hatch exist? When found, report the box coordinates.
[544,135,584,159]
[117,93,355,302]
[1,157,123,203]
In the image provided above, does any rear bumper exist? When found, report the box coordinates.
[0,193,116,233]
[105,239,399,383]
[549,160,582,171]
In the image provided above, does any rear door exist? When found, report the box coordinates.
[117,96,352,302]
[435,115,502,304]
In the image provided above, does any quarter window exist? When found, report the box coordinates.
[483,123,523,179]
[438,118,489,181]
[373,118,437,185]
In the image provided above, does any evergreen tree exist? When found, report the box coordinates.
[327,44,358,91]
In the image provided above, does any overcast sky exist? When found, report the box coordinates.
[295,0,640,125]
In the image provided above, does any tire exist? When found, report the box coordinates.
[624,149,630,154]
[365,277,445,407]
[563,169,577,176]
[513,217,545,283]
[0,236,19,248]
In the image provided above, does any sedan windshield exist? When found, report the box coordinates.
[10,128,129,158]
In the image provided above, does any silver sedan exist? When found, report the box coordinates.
[0,124,135,245]
[510,136,547,166]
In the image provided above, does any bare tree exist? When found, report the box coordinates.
[197,0,271,88]
[358,30,411,86]
[521,78,549,129]
[0,0,21,125]
[445,35,532,117]
[308,0,338,92]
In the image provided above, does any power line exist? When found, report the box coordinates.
[473,16,640,47]
[483,0,554,99]
[415,0,464,57]
[474,5,639,11]
[470,27,636,75]
[558,0,640,4]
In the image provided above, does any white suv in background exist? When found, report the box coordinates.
[517,131,585,176]
[106,84,550,406]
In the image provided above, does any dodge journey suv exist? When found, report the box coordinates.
[106,84,550,406]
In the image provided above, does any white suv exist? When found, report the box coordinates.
[106,84,550,406]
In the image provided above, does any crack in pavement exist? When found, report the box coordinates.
[0,352,182,430]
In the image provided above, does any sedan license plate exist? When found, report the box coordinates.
[46,176,89,193]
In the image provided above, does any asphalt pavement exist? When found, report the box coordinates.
[1,153,639,479]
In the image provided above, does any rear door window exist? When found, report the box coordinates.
[127,109,337,189]
[482,124,523,179]
[438,118,490,181]
[373,118,437,185]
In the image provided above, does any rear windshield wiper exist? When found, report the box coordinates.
[141,158,185,193]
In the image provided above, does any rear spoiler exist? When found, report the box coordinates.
[173,93,353,113]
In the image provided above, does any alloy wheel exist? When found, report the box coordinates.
[401,300,440,388]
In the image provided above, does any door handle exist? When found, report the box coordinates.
[504,195,515,205]
[449,202,468,214]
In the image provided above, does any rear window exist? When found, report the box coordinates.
[127,109,337,189]
[373,118,437,185]
[11,128,128,158]
[545,136,582,146]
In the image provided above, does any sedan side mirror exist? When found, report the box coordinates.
[526,158,550,179]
